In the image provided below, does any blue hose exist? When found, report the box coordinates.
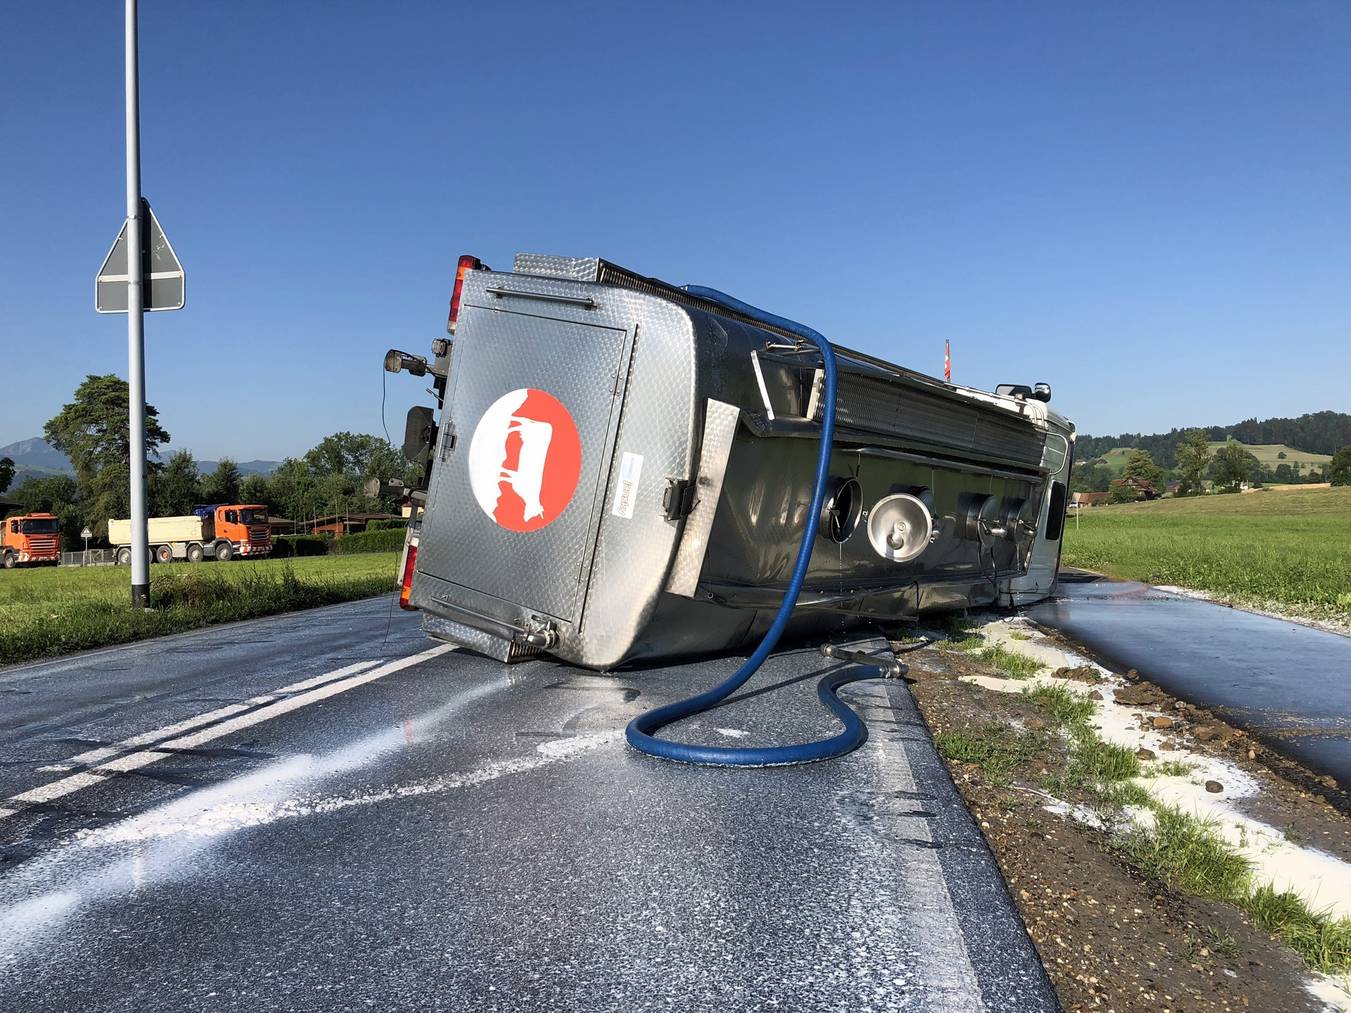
[623,285,889,767]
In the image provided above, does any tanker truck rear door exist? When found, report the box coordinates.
[414,302,631,629]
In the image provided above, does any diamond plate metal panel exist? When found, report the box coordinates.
[416,301,629,623]
[512,253,602,282]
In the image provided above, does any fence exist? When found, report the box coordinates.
[59,549,119,567]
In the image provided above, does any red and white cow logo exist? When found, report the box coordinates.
[467,388,582,532]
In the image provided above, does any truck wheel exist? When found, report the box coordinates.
[215,542,234,562]
[154,545,173,564]
[2,552,15,570]
[116,546,132,566]
[186,543,204,563]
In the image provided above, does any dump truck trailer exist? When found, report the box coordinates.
[388,253,1074,669]
[109,503,271,564]
[1,513,61,568]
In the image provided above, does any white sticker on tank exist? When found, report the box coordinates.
[611,452,644,520]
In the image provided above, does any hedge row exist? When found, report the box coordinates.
[271,534,329,558]
[366,519,409,531]
[329,527,406,555]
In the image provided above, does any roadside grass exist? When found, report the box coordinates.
[978,644,1044,679]
[1063,486,1351,626]
[1246,885,1351,973]
[0,553,399,665]
[1150,760,1197,777]
[1125,806,1252,901]
[933,724,1047,788]
[934,632,1351,974]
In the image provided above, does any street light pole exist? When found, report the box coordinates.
[125,0,149,608]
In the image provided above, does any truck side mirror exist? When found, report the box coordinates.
[404,406,436,466]
[1032,382,1052,403]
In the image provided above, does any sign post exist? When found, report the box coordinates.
[80,526,93,566]
[125,0,149,607]
[95,0,185,607]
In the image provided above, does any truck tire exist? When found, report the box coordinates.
[154,544,173,564]
[215,541,234,562]
[116,546,132,566]
[2,552,15,570]
[186,543,204,563]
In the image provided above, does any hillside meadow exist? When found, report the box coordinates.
[1062,486,1351,626]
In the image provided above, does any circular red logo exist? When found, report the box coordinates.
[467,388,582,532]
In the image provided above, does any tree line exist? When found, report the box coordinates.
[1075,410,1351,469]
[1073,430,1351,500]
[0,374,416,549]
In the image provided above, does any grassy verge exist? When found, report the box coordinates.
[0,553,399,665]
[932,645,1351,975]
[1062,486,1351,626]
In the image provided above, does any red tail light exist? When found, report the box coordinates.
[399,539,419,610]
[446,254,482,334]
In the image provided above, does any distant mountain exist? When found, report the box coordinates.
[0,437,70,473]
[0,437,279,483]
[1077,411,1351,469]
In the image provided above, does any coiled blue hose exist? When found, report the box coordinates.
[623,285,889,767]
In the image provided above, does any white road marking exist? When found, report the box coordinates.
[853,683,985,1012]
[0,644,454,820]
[39,659,385,772]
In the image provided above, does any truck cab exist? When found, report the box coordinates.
[2,513,61,568]
[207,504,272,559]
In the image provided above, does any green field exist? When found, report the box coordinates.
[1062,487,1351,625]
[0,553,400,665]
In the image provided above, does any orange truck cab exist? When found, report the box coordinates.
[1,513,61,568]
[208,504,272,559]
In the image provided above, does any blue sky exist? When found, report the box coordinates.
[2,1,1348,460]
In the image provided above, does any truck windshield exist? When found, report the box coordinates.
[20,519,60,535]
[238,509,268,524]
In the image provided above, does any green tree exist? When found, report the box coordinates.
[267,458,319,522]
[1122,449,1164,490]
[45,374,170,480]
[152,450,203,516]
[1274,463,1294,483]
[240,473,272,508]
[1108,481,1139,504]
[0,456,13,494]
[1173,430,1211,496]
[44,374,171,534]
[201,457,243,504]
[1329,447,1351,487]
[1211,441,1260,492]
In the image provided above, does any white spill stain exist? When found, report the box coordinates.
[713,727,750,739]
[957,615,1351,1010]
[0,667,620,967]
[77,731,621,846]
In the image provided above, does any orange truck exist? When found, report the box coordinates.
[109,504,272,564]
[1,513,62,568]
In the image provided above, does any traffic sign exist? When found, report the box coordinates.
[95,198,184,313]
[80,527,93,540]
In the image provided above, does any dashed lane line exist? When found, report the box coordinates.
[0,644,454,820]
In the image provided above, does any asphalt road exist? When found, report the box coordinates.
[0,597,1056,1012]
[1029,574,1351,789]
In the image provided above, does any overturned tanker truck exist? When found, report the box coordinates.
[385,253,1075,670]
